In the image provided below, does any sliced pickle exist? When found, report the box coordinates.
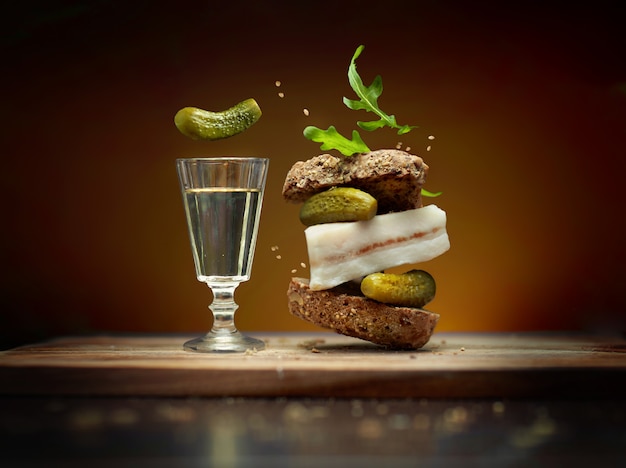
[299,187,377,226]
[360,270,436,308]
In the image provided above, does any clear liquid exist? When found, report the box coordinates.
[184,188,262,282]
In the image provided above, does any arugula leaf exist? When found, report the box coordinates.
[303,125,370,156]
[302,46,442,196]
[421,188,442,198]
[343,45,417,135]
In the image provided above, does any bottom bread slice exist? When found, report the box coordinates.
[287,277,439,349]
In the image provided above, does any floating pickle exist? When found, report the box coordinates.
[299,187,377,226]
[360,270,436,308]
[174,98,262,140]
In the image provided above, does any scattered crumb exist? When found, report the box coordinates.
[298,338,325,350]
[275,80,281,87]
[395,142,402,149]
[427,145,432,151]
[245,347,258,355]
[428,135,435,140]
[303,108,310,116]
[275,255,282,260]
[460,347,466,352]
[413,413,430,430]
[155,404,196,423]
[109,408,140,426]
[278,92,285,98]
[311,347,321,353]
[376,404,389,415]
[270,245,279,252]
[357,418,383,438]
[351,401,364,418]
[492,401,505,414]
[405,146,411,152]
[300,262,307,268]
[291,269,297,274]
[309,406,330,418]
[388,414,411,430]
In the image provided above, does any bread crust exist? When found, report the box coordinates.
[287,277,439,349]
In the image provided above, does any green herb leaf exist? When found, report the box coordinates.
[344,45,418,135]
[303,125,370,156]
[421,188,442,197]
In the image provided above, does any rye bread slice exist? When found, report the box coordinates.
[281,149,428,213]
[287,277,439,349]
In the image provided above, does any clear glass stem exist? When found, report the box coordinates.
[208,282,239,336]
[183,281,265,353]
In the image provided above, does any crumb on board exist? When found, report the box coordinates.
[275,80,281,87]
[298,338,326,350]
[492,401,505,414]
[303,108,310,116]
[276,255,282,260]
[428,135,435,140]
[278,92,285,98]
[427,145,432,151]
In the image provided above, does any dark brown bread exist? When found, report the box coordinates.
[281,149,428,213]
[287,278,439,349]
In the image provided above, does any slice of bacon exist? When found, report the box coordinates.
[305,205,450,290]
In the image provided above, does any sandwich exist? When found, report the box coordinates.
[282,46,450,349]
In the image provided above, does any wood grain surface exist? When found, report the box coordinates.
[1,333,624,398]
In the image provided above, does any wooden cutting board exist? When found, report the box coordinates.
[1,333,624,398]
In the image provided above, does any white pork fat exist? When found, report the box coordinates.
[305,204,450,290]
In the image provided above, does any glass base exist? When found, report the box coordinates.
[183,332,265,353]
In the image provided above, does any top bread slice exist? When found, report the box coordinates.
[282,149,428,213]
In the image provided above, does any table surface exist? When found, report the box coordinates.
[1,394,625,467]
[1,332,625,466]
[1,332,625,398]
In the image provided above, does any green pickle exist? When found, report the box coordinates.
[299,187,377,226]
[174,98,262,141]
[361,270,436,308]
